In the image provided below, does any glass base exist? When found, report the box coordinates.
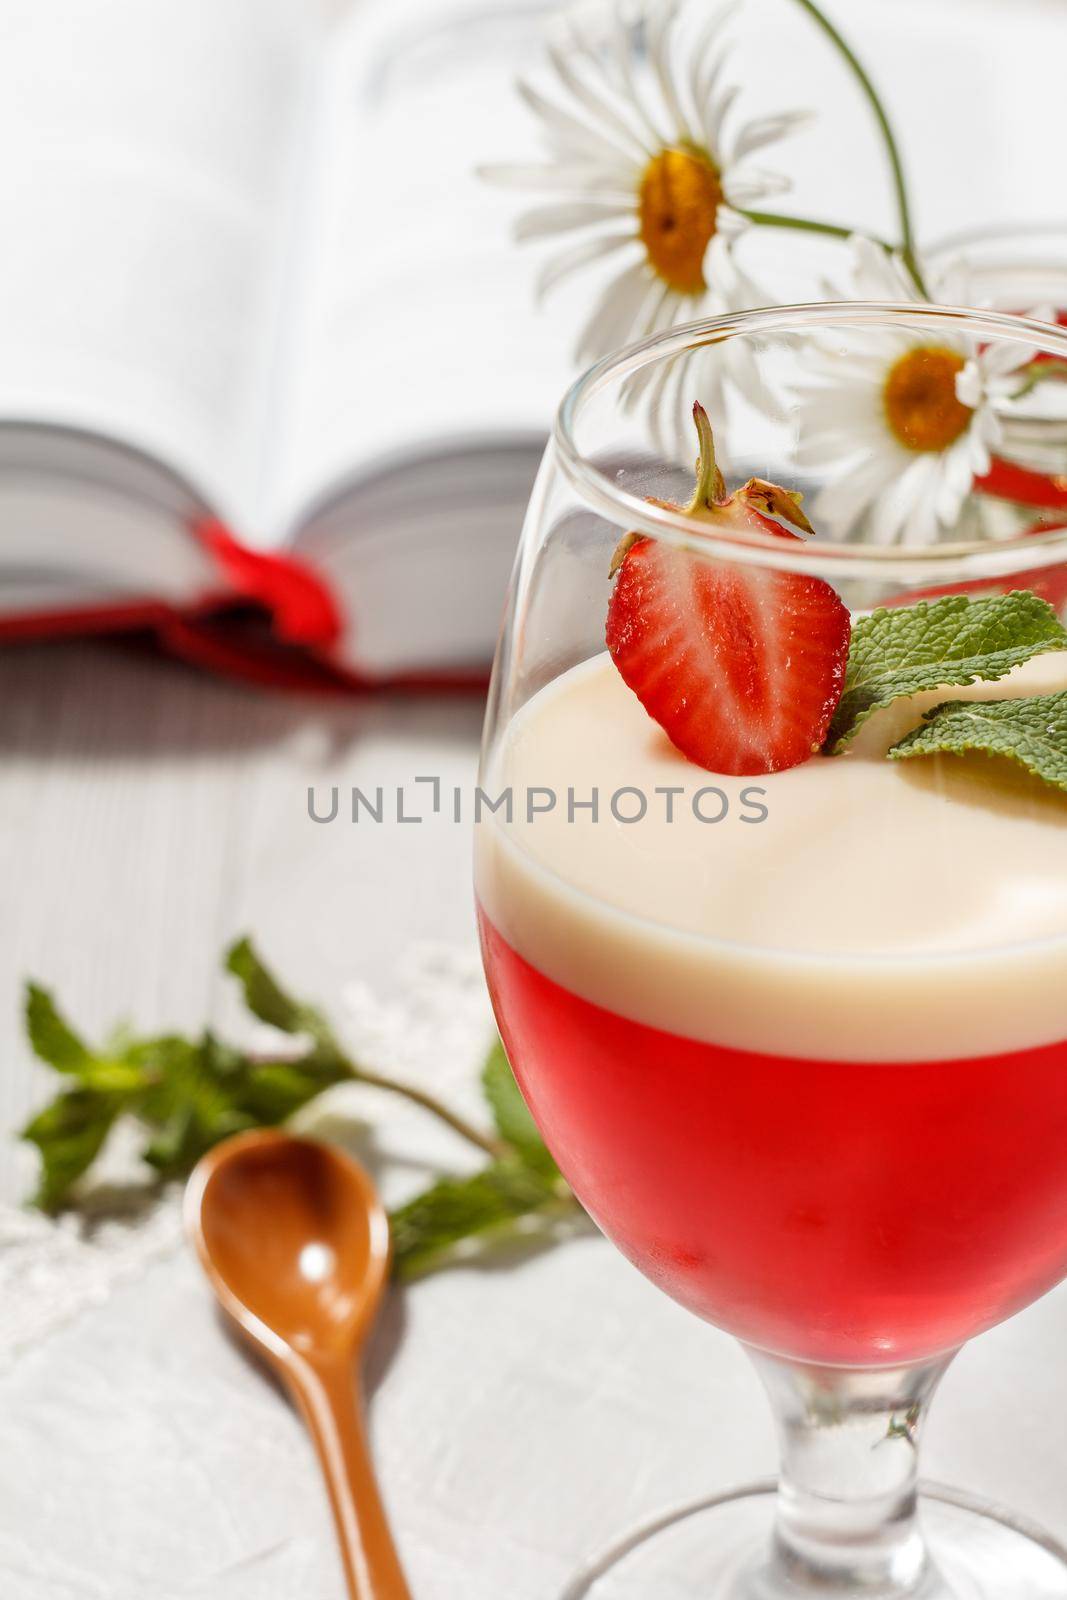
[561,1481,1067,1599]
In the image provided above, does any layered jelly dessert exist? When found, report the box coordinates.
[476,648,1067,1365]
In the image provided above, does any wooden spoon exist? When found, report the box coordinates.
[186,1129,412,1600]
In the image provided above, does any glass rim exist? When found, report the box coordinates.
[928,218,1067,257]
[554,300,1067,584]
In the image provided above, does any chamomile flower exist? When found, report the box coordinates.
[481,0,810,421]
[798,238,1032,545]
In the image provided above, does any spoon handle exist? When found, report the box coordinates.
[293,1357,413,1600]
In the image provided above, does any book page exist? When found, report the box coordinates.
[0,0,318,530]
[269,0,576,535]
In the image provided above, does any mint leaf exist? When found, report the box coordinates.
[481,1038,557,1174]
[21,1089,120,1211]
[25,986,142,1093]
[234,1051,351,1125]
[225,936,329,1041]
[390,1159,571,1280]
[888,689,1067,791]
[826,592,1067,752]
[132,1031,351,1178]
[20,995,356,1205]
[132,1033,254,1177]
[25,984,93,1074]
[21,992,159,1206]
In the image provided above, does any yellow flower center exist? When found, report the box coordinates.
[638,146,722,296]
[882,346,971,453]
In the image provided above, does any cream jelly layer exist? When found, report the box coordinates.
[475,650,1067,1062]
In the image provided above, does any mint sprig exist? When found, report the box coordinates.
[384,1038,577,1280]
[20,979,352,1205]
[826,591,1067,752]
[226,935,332,1044]
[888,689,1067,791]
[19,940,582,1277]
[23,1087,123,1213]
[391,1158,573,1281]
[481,1038,558,1176]
[25,982,97,1075]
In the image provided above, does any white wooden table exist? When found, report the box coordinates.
[0,639,485,1203]
[1,638,1065,1599]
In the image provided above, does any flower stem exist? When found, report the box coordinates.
[1011,356,1067,400]
[739,208,893,252]
[784,0,929,297]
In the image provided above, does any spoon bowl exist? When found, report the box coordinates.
[186,1129,411,1600]
[191,1132,389,1356]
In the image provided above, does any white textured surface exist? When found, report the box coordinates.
[1,641,1066,1599]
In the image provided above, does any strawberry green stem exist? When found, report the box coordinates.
[689,402,725,508]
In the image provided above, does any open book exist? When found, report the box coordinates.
[0,0,573,683]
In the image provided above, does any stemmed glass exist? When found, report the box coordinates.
[474,304,1067,1597]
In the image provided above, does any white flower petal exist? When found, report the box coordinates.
[728,109,814,163]
[517,79,640,171]
[545,32,652,161]
[514,199,636,241]
[848,234,919,302]
[946,433,979,494]
[479,161,635,198]
[638,279,674,338]
[955,360,984,410]
[805,380,884,421]
[930,256,974,307]
[798,420,887,469]
[721,166,792,207]
[934,438,976,524]
[971,401,1003,457]
[650,346,699,461]
[867,453,932,545]
[599,2,668,147]
[647,0,699,144]
[715,203,750,240]
[826,327,916,368]
[639,344,680,435]
[689,43,729,140]
[705,230,744,298]
[978,336,1035,381]
[812,453,901,540]
[687,0,740,92]
[575,259,655,363]
[536,231,638,300]
[890,455,949,545]
[700,81,738,154]
[623,287,687,403]
[902,502,939,547]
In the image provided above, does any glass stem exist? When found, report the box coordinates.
[746,1346,957,1595]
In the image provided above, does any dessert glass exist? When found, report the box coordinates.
[475,304,1067,1597]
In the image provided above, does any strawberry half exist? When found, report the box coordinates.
[606,403,851,776]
